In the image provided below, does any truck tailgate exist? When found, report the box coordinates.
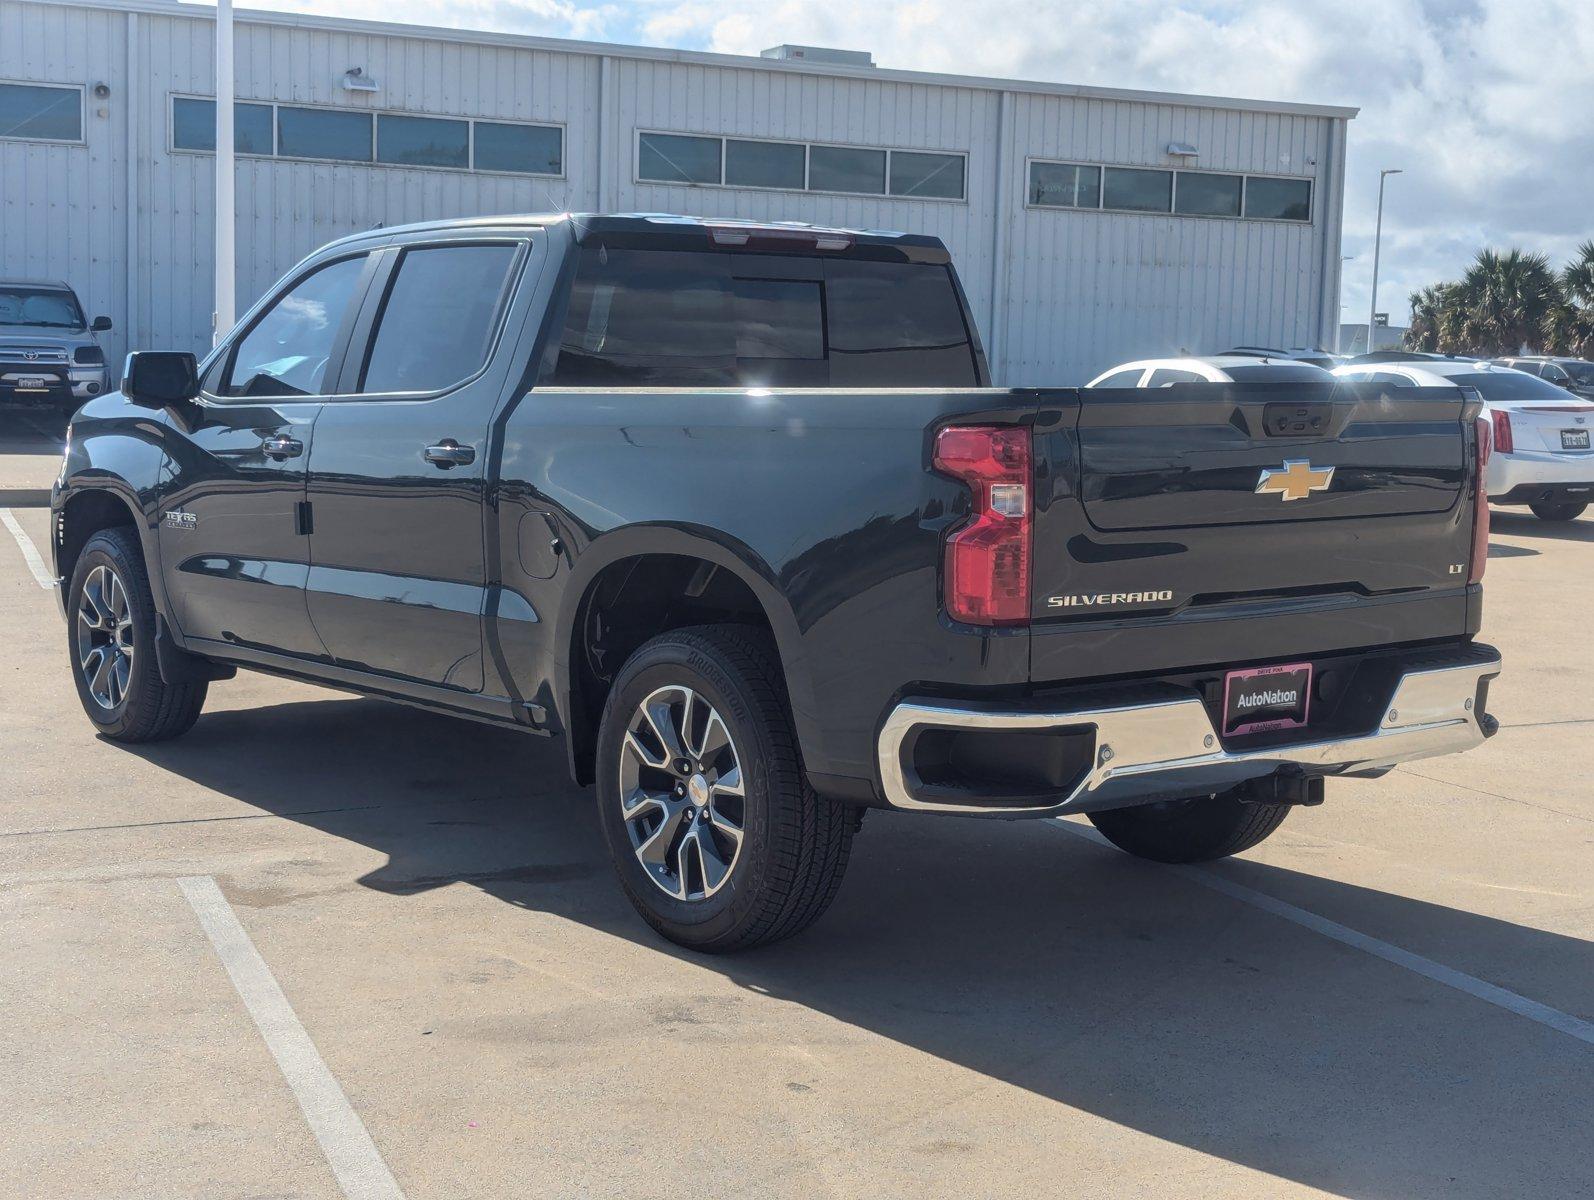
[1076,383,1465,530]
[1027,382,1481,682]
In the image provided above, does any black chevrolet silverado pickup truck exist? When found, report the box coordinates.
[51,213,1501,951]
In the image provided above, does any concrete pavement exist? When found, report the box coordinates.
[1,494,1590,1200]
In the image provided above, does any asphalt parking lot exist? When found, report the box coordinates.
[2,405,1590,1200]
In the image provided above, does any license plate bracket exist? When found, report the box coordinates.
[1223,662,1313,737]
[1561,429,1590,450]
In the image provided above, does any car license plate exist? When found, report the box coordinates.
[1561,429,1590,450]
[16,376,48,390]
[1223,662,1313,737]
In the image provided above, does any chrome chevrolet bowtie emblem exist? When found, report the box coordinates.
[1256,459,1334,502]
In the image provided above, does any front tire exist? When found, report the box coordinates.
[1087,789,1290,863]
[595,625,854,953]
[66,527,206,742]
[1528,500,1587,522]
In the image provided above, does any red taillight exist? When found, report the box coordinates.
[1470,415,1491,584]
[934,425,1032,625]
[1490,408,1513,455]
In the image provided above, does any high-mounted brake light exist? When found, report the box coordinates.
[1469,415,1491,584]
[1490,408,1513,455]
[708,224,855,251]
[934,425,1032,625]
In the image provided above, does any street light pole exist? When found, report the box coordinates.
[1367,168,1402,355]
[214,0,235,345]
[1337,255,1354,352]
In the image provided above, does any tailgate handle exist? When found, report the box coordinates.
[1263,402,1332,438]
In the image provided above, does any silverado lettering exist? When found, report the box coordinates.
[50,212,1502,953]
[1048,590,1174,608]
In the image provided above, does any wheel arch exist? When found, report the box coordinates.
[554,526,815,788]
[57,485,149,596]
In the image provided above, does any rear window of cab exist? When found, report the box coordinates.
[542,247,980,388]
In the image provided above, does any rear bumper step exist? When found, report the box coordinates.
[877,645,1501,817]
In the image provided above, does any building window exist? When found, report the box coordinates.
[637,131,967,201]
[172,97,274,153]
[377,113,467,169]
[1028,161,1100,208]
[638,132,722,184]
[0,82,82,142]
[277,106,373,162]
[889,150,964,199]
[169,96,562,177]
[1245,176,1312,221]
[1103,166,1173,213]
[1029,157,1312,223]
[473,121,561,175]
[724,138,805,190]
[1175,171,1242,217]
[808,145,886,195]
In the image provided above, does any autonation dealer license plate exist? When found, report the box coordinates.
[1223,662,1313,736]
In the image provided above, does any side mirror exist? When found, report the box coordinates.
[91,315,113,332]
[122,351,199,408]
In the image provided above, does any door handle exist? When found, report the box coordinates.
[424,439,476,469]
[261,434,303,460]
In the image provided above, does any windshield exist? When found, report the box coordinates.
[0,286,84,329]
[1449,370,1583,403]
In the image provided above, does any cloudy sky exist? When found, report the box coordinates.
[271,0,1592,327]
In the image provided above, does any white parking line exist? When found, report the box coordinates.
[1052,819,1594,1046]
[179,876,408,1200]
[1,507,56,588]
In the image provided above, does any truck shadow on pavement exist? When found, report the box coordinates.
[129,694,1592,1200]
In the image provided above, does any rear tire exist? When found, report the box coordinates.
[66,527,207,742]
[594,625,854,953]
[1528,500,1587,522]
[1087,789,1290,863]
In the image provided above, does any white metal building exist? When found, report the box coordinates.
[0,0,1355,384]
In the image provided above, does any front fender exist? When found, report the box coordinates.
[52,397,171,611]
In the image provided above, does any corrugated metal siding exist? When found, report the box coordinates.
[2,0,1344,383]
[609,58,1002,338]
[0,1,128,362]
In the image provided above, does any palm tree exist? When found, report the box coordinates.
[1453,248,1562,356]
[1555,241,1594,357]
[1405,284,1451,352]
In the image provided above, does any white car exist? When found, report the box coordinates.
[1086,355,1338,387]
[1333,358,1594,521]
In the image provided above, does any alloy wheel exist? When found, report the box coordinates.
[617,684,746,901]
[76,563,135,711]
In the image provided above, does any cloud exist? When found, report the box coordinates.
[277,0,1594,326]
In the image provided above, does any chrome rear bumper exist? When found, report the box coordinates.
[877,648,1501,817]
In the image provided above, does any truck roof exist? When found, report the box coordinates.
[0,278,73,290]
[323,212,949,259]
